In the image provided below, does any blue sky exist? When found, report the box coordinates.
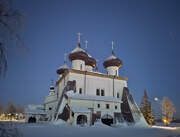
[0,0,179,118]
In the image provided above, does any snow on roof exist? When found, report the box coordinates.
[106,54,117,60]
[93,71,103,74]
[26,108,46,115]
[71,46,85,53]
[66,90,122,103]
[28,104,44,110]
[71,106,91,113]
[59,63,68,69]
[87,53,92,58]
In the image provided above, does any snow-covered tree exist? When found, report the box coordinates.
[161,97,175,126]
[0,0,24,77]
[140,89,155,125]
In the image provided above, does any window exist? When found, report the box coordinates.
[117,93,119,98]
[115,105,117,110]
[97,104,100,108]
[96,89,100,96]
[106,104,110,109]
[80,64,82,70]
[79,88,82,94]
[101,89,104,96]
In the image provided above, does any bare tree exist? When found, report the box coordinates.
[6,101,16,115]
[161,97,176,126]
[0,0,24,77]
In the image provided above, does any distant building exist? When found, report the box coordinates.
[25,105,46,123]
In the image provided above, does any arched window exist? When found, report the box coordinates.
[77,115,87,125]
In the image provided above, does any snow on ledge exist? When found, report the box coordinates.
[66,90,122,103]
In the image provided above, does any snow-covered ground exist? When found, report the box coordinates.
[0,122,180,137]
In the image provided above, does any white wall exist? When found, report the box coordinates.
[106,66,119,76]
[69,98,121,118]
[72,60,85,71]
[85,65,93,72]
[114,79,127,101]
[57,73,70,98]
[68,72,127,98]
[44,94,58,120]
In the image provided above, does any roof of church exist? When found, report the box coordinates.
[56,62,69,75]
[71,43,86,53]
[85,54,96,67]
[103,52,122,68]
[69,43,88,61]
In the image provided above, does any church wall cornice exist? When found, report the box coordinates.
[56,69,128,86]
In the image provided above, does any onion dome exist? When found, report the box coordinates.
[103,53,122,68]
[103,41,123,68]
[85,54,96,68]
[69,43,88,61]
[56,62,69,75]
[50,85,55,92]
[49,85,55,95]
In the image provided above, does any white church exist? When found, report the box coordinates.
[26,33,146,126]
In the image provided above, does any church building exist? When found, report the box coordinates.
[26,33,146,126]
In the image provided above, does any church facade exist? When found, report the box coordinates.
[26,35,146,126]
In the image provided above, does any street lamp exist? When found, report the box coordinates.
[154,97,159,101]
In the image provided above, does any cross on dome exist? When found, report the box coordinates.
[112,41,114,50]
[64,53,67,63]
[111,41,115,55]
[85,40,88,51]
[77,32,82,43]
